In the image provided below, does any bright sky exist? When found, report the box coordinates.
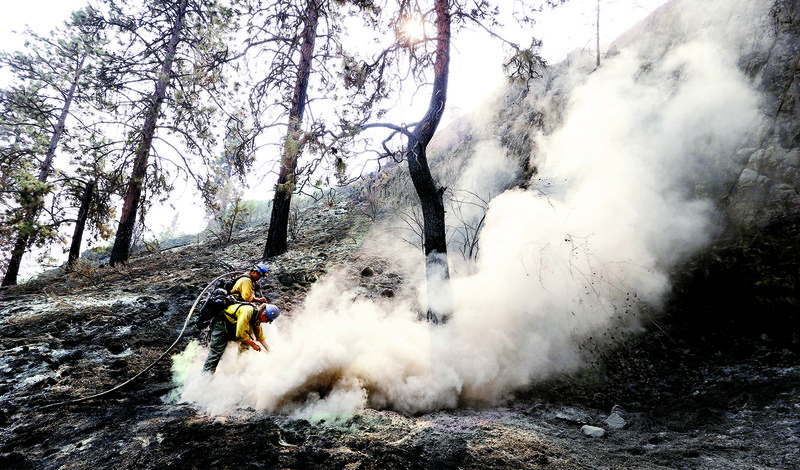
[449,0,669,114]
[2,0,667,112]
[1,0,81,47]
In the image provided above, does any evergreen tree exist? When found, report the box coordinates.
[262,0,322,259]
[0,7,108,285]
[99,0,239,265]
[61,136,120,272]
[107,0,190,266]
[228,0,381,259]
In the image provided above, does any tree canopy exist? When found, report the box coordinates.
[0,7,116,285]
[0,0,561,283]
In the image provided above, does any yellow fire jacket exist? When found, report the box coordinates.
[230,276,258,302]
[222,303,265,342]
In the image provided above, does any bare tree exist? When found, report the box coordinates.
[353,0,562,321]
[596,0,602,67]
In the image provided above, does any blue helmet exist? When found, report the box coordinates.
[252,263,269,276]
[264,304,280,322]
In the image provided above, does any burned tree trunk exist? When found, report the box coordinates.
[263,0,320,259]
[406,0,452,322]
[65,180,95,273]
[3,231,33,287]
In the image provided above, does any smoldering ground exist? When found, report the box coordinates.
[173,3,764,418]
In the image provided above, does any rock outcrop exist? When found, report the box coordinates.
[458,0,800,236]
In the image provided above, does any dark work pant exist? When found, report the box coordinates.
[202,320,230,373]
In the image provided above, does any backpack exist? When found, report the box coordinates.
[195,275,252,332]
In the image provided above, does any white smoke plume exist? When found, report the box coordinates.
[176,2,764,416]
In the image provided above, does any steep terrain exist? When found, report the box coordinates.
[1,201,798,470]
[3,0,800,468]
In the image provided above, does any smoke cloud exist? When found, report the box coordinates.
[175,2,764,416]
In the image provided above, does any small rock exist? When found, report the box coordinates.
[605,412,626,429]
[42,354,60,369]
[555,407,589,424]
[58,350,84,363]
[360,267,374,277]
[581,425,605,438]
[106,344,126,355]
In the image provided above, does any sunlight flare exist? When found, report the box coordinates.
[401,16,425,44]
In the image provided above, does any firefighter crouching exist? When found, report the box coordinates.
[202,264,280,374]
[202,302,280,374]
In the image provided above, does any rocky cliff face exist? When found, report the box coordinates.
[731,0,800,228]
[454,0,800,235]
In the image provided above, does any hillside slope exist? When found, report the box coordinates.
[1,200,798,469]
[2,0,800,468]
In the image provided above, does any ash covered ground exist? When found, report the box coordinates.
[1,202,798,470]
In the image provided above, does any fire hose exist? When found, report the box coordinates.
[35,270,239,410]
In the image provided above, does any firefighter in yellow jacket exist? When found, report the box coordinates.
[229,264,269,304]
[202,302,280,374]
[202,264,280,374]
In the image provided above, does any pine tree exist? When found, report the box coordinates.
[262,0,321,259]
[228,0,382,259]
[0,7,108,285]
[107,0,191,266]
[100,0,238,265]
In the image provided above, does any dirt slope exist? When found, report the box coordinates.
[1,201,798,470]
